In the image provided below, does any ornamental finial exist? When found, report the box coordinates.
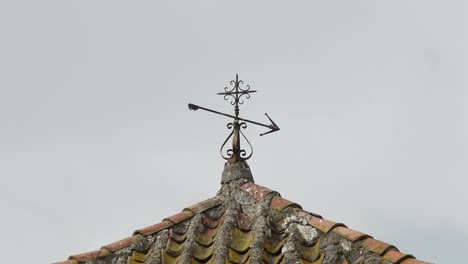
[188,74,279,163]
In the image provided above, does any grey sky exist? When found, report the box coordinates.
[0,1,466,263]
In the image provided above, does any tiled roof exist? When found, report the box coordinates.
[54,162,430,264]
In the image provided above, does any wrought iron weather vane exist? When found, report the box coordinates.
[188,74,280,163]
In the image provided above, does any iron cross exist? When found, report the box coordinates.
[188,74,280,163]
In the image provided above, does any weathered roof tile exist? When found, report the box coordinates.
[69,249,110,262]
[57,180,428,264]
[163,210,194,224]
[133,220,172,236]
[240,182,278,202]
[333,226,371,242]
[308,216,346,233]
[361,237,396,255]
[383,250,415,263]
[101,234,143,253]
[52,260,78,264]
[270,196,302,211]
[400,258,431,264]
[183,196,223,214]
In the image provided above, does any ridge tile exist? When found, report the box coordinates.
[69,249,110,262]
[183,196,223,214]
[332,226,371,242]
[163,210,194,224]
[308,217,346,233]
[133,220,173,236]
[270,196,302,211]
[101,235,143,253]
[52,260,78,264]
[383,250,414,263]
[361,237,396,255]
[240,182,278,202]
[401,258,431,264]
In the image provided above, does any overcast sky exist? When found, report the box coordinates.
[0,1,466,263]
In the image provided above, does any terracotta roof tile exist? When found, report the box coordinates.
[300,209,322,219]
[203,213,225,229]
[401,258,431,264]
[361,237,396,255]
[163,210,194,224]
[133,220,173,236]
[52,260,78,264]
[56,181,428,264]
[270,196,302,211]
[183,196,223,214]
[308,216,346,233]
[69,249,110,262]
[100,234,143,253]
[383,250,415,263]
[240,182,278,202]
[236,212,251,231]
[332,226,371,242]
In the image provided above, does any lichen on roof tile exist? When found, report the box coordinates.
[383,250,415,263]
[69,249,110,262]
[133,220,173,236]
[270,196,302,211]
[240,182,278,202]
[183,196,223,214]
[332,226,371,242]
[361,237,396,255]
[55,160,429,264]
[308,216,346,233]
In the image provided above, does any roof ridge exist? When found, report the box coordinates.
[55,184,431,264]
[54,196,223,264]
[239,182,430,264]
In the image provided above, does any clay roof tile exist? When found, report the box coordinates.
[332,226,371,242]
[400,258,431,264]
[183,196,223,214]
[270,196,302,211]
[308,216,346,233]
[68,249,110,262]
[101,235,143,253]
[56,174,429,263]
[52,260,78,264]
[361,237,397,255]
[240,182,278,202]
[133,220,173,236]
[383,250,415,263]
[163,210,194,224]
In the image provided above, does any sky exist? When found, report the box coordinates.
[0,1,466,263]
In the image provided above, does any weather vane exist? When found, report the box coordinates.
[188,74,280,163]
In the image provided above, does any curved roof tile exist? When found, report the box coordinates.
[55,180,429,264]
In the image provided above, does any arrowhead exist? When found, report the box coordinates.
[260,113,280,136]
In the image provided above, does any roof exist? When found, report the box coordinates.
[54,161,430,264]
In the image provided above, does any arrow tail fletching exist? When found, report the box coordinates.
[188,103,199,110]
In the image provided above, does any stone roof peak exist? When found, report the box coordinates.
[221,160,254,185]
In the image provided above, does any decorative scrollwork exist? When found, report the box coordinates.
[220,126,234,160]
[207,74,269,161]
[239,122,253,160]
[219,121,253,161]
[239,84,250,92]
[239,129,253,160]
[218,74,256,107]
[223,94,237,106]
[188,74,280,162]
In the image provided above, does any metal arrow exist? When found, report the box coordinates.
[188,103,280,136]
[188,74,279,162]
